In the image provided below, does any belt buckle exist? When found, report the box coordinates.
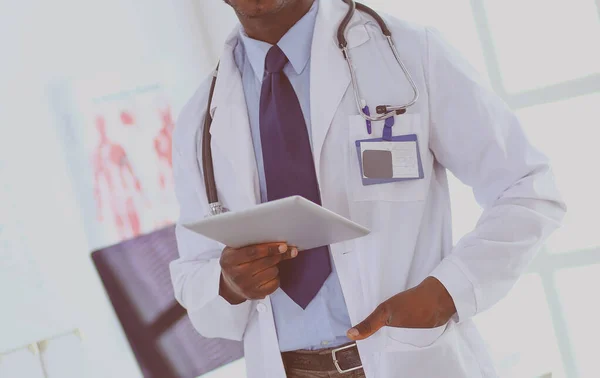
[331,343,362,374]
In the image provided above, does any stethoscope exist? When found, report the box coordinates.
[202,0,420,216]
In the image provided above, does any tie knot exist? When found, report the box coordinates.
[265,45,288,74]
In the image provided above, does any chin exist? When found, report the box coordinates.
[226,0,289,17]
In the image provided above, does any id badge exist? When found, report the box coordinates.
[355,134,424,186]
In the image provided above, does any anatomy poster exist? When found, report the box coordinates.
[52,68,180,250]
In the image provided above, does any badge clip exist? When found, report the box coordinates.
[361,100,372,135]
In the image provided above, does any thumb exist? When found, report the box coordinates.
[347,304,389,341]
[279,246,299,261]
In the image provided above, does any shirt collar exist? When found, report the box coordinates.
[239,0,318,81]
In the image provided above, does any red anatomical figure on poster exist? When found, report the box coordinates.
[120,110,136,127]
[154,107,174,189]
[92,115,143,239]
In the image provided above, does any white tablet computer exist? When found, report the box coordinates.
[183,196,370,250]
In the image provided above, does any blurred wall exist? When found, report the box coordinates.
[192,0,237,65]
[0,1,214,377]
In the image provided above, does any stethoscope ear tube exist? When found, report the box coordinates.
[338,0,356,48]
[355,2,391,36]
[340,1,419,122]
[338,0,392,49]
[202,67,221,214]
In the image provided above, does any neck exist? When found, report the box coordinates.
[238,0,314,44]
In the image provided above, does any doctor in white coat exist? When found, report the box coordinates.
[170,0,566,377]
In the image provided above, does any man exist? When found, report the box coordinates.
[170,0,566,377]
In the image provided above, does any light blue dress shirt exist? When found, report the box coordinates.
[233,1,353,352]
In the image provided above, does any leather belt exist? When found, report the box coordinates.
[282,343,363,374]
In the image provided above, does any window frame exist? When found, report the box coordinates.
[470,1,600,377]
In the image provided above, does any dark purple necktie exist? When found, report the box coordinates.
[259,45,332,309]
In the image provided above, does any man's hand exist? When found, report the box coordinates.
[219,243,298,304]
[347,277,456,340]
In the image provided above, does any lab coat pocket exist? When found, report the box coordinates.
[347,114,427,202]
[384,322,449,352]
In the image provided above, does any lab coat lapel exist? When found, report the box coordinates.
[310,0,366,179]
[209,29,260,207]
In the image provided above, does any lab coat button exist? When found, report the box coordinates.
[257,303,267,313]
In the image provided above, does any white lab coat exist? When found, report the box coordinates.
[170,1,566,377]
